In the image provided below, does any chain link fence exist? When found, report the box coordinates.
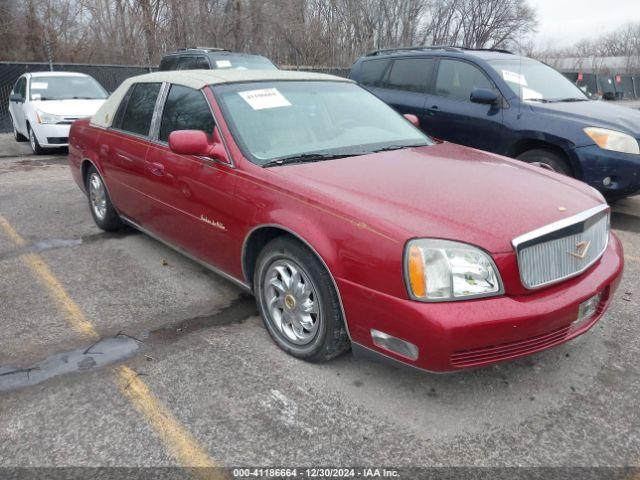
[0,62,350,134]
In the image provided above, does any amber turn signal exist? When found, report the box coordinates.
[407,244,426,298]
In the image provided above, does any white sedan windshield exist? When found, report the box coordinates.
[30,76,108,101]
[215,81,431,165]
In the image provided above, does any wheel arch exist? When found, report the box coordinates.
[241,223,352,340]
[506,138,580,177]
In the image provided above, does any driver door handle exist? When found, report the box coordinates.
[149,162,165,177]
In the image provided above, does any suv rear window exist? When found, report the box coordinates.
[385,58,434,92]
[159,56,179,71]
[360,59,390,87]
[116,83,162,136]
[178,56,209,70]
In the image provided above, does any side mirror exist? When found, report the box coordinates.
[470,88,499,105]
[403,113,420,128]
[168,128,229,163]
[9,93,23,103]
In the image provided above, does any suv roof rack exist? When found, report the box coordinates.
[176,47,229,53]
[365,45,513,56]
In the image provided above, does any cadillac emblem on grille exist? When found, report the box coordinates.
[569,240,591,260]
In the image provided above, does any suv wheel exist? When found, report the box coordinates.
[254,236,350,362]
[517,149,571,176]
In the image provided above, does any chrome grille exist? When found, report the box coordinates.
[514,205,610,289]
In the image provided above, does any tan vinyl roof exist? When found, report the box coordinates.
[91,69,352,128]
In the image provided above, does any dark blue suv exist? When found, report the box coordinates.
[349,46,640,200]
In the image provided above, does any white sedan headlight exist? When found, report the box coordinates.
[405,239,503,301]
[584,127,639,155]
[35,110,64,124]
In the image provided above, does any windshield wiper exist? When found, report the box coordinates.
[262,152,360,168]
[523,98,550,103]
[368,143,427,154]
[552,97,588,102]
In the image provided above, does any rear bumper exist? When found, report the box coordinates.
[339,233,624,372]
[32,123,71,147]
[572,144,640,198]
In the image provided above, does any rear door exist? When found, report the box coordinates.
[363,57,435,128]
[424,58,504,152]
[145,84,238,273]
[100,82,162,223]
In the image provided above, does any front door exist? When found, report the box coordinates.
[144,84,238,273]
[9,77,27,134]
[423,58,505,153]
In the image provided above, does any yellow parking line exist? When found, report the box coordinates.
[626,255,640,263]
[0,214,219,472]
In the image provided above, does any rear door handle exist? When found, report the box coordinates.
[149,162,165,176]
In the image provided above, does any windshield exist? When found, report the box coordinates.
[487,58,588,102]
[215,81,431,165]
[213,55,277,70]
[29,75,108,101]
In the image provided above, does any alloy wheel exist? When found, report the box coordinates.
[262,259,321,346]
[88,172,107,221]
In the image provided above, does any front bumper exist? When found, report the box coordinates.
[572,144,640,198]
[32,123,71,147]
[338,233,624,372]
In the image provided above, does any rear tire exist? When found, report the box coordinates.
[85,165,122,231]
[28,124,46,155]
[517,149,571,176]
[254,236,350,362]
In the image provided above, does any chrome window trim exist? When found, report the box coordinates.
[512,204,610,290]
[149,81,170,141]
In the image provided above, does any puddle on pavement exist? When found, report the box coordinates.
[0,156,67,174]
[0,294,257,393]
[0,336,143,392]
[0,230,137,262]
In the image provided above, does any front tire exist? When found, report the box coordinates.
[254,236,350,362]
[28,124,46,155]
[12,118,27,142]
[85,166,122,231]
[517,149,571,176]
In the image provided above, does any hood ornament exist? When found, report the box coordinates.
[569,240,591,260]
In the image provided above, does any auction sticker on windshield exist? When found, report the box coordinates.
[216,60,232,68]
[239,88,292,110]
[502,70,527,86]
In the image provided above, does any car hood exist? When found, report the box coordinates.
[31,99,106,117]
[272,143,605,253]
[531,100,640,137]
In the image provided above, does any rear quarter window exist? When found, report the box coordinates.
[360,59,390,87]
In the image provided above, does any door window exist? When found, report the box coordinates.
[158,85,215,142]
[117,83,162,136]
[15,78,26,98]
[435,59,494,101]
[385,58,434,92]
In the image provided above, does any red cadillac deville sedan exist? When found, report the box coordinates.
[68,70,623,372]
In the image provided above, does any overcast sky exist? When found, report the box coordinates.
[531,0,638,48]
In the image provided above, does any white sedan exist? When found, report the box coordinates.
[8,71,108,154]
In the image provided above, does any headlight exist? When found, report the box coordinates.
[35,110,64,124]
[584,127,639,155]
[405,239,503,301]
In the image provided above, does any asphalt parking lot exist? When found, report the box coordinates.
[1,133,639,474]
